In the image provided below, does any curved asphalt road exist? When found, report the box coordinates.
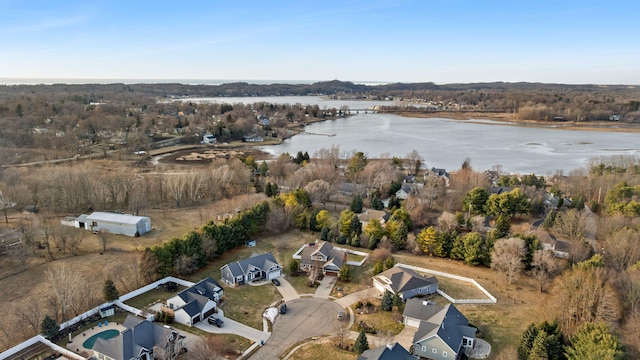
[250,297,343,360]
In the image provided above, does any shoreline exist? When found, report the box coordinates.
[392,111,640,133]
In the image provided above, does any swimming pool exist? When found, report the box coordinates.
[82,329,119,349]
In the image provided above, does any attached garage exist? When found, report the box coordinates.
[404,317,422,328]
[267,266,282,280]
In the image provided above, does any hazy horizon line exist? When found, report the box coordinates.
[0,77,637,87]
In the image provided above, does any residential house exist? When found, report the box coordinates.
[357,210,389,228]
[166,277,223,326]
[357,342,416,360]
[338,182,367,197]
[403,299,476,360]
[220,253,283,286]
[373,266,438,300]
[202,133,217,144]
[425,167,450,187]
[396,184,418,200]
[92,315,185,360]
[295,240,347,276]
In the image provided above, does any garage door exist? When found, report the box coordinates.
[202,307,216,319]
[267,269,282,280]
[405,317,421,328]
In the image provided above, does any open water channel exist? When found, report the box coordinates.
[180,96,640,175]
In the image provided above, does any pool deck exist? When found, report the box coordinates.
[66,321,126,357]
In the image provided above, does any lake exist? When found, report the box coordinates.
[183,96,640,175]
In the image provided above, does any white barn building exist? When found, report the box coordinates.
[62,212,151,237]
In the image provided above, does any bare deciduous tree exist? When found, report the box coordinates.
[334,318,350,349]
[304,179,332,208]
[8,241,29,270]
[437,212,458,232]
[603,227,640,272]
[15,299,43,337]
[46,262,84,321]
[553,208,587,242]
[97,230,110,252]
[188,335,226,360]
[491,237,526,288]
[554,267,621,336]
[531,249,563,292]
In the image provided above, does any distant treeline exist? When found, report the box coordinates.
[2,80,639,122]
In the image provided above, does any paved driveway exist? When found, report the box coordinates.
[194,309,268,343]
[251,297,343,359]
[275,276,300,302]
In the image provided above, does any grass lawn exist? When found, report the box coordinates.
[350,299,405,335]
[333,258,374,296]
[288,340,357,360]
[286,273,318,295]
[347,252,367,263]
[123,286,185,309]
[436,276,491,300]
[220,283,282,329]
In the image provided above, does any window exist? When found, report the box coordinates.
[443,351,448,357]
[432,348,437,353]
[421,346,426,352]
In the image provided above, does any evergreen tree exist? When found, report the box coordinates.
[351,193,364,213]
[350,233,361,247]
[529,331,552,360]
[388,195,401,210]
[289,259,300,275]
[320,226,330,241]
[384,256,395,270]
[433,231,454,258]
[41,315,59,340]
[371,195,384,210]
[349,215,363,236]
[103,279,119,301]
[392,292,403,306]
[417,226,438,255]
[337,234,347,244]
[309,208,320,231]
[565,322,623,360]
[519,322,539,360]
[354,329,369,354]
[338,263,351,281]
[494,214,512,239]
[372,260,385,275]
[381,290,393,311]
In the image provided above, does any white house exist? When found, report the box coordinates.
[202,133,217,144]
[166,277,223,326]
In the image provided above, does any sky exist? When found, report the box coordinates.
[1,0,639,85]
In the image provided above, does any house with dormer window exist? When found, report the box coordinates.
[403,299,476,360]
[166,277,223,326]
[294,240,347,276]
[220,253,282,286]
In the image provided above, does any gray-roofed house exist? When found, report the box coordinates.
[372,266,438,301]
[92,315,185,360]
[220,253,283,286]
[396,184,418,200]
[166,277,223,326]
[297,240,347,276]
[403,299,476,360]
[357,342,417,360]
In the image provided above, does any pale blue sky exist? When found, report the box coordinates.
[1,0,638,84]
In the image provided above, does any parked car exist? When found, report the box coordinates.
[207,316,224,327]
[272,278,281,286]
[337,310,346,321]
[279,303,287,314]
